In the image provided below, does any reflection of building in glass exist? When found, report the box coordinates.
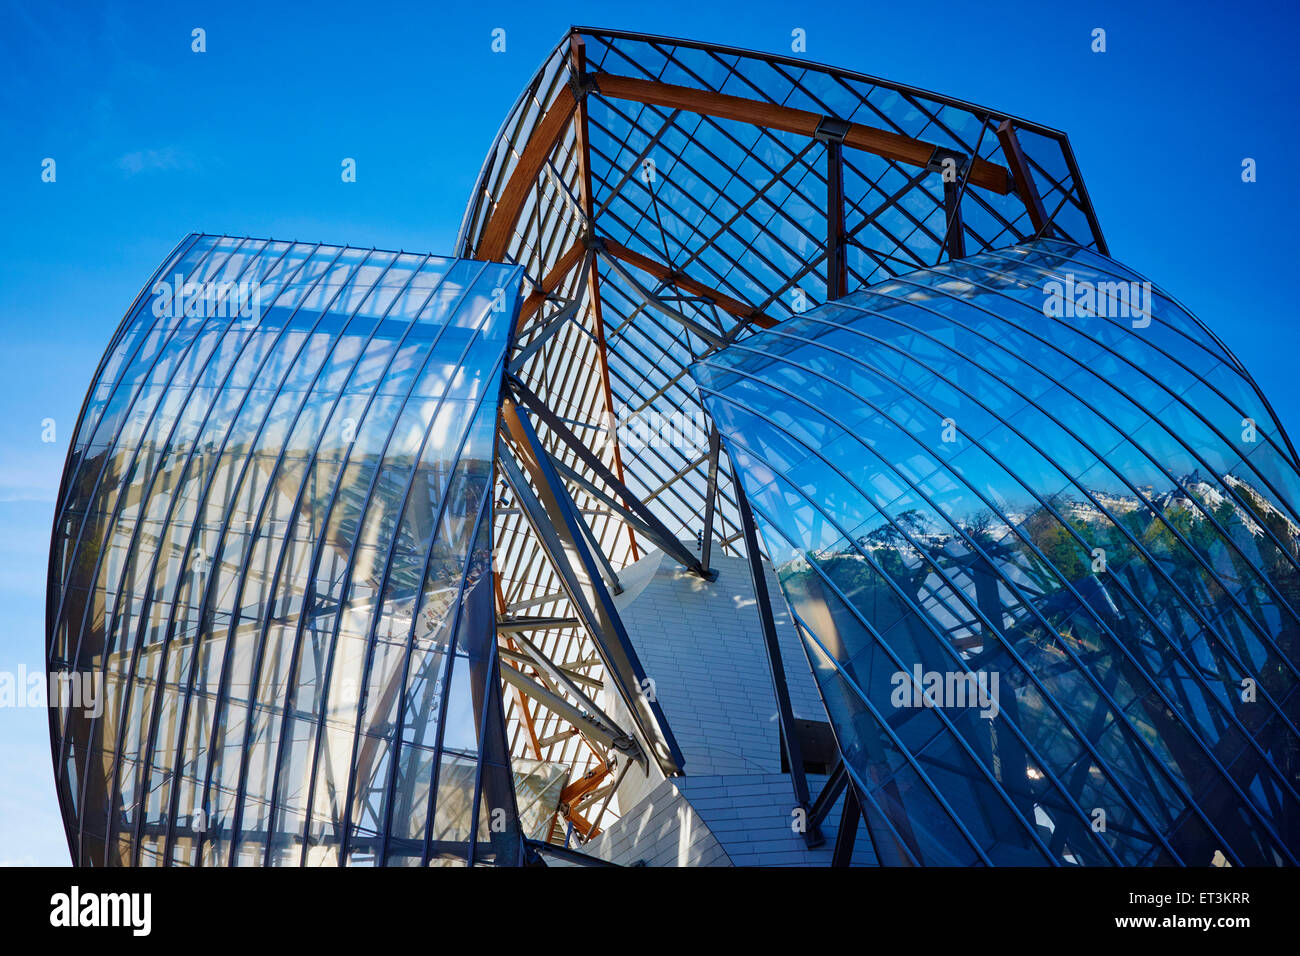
[48,27,1300,866]
[693,241,1300,865]
[49,239,532,865]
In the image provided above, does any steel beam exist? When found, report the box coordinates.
[597,248,727,349]
[525,838,621,867]
[700,426,721,574]
[831,784,861,867]
[515,240,587,328]
[498,660,634,757]
[498,400,686,776]
[943,177,967,260]
[735,480,818,844]
[509,629,622,731]
[823,138,848,300]
[808,757,848,833]
[509,289,586,374]
[508,376,707,575]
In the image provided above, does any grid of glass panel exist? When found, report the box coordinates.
[692,239,1300,865]
[457,28,1110,787]
[47,235,529,866]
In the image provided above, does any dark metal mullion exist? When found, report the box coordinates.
[93,238,276,848]
[944,258,1300,646]
[590,105,682,221]
[733,315,1297,856]
[414,476,497,866]
[153,244,373,868]
[845,180,946,269]
[368,399,513,865]
[589,105,824,282]
[549,456,665,543]
[961,182,1032,245]
[734,482,819,842]
[493,429,660,775]
[214,253,442,867]
[735,493,996,863]
[935,115,991,266]
[1046,243,1250,382]
[61,236,250,861]
[807,758,847,831]
[510,250,593,374]
[204,248,401,867]
[706,362,1221,862]
[708,386,1132,863]
[593,180,788,315]
[104,238,280,862]
[600,361,719,541]
[212,252,435,866]
[598,252,725,349]
[49,232,203,533]
[54,235,234,693]
[584,107,700,268]
[983,246,1300,493]
[510,376,704,573]
[727,451,1085,865]
[840,164,931,244]
[831,785,860,866]
[599,270,704,369]
[291,260,495,866]
[736,310,1300,831]
[335,277,514,865]
[111,239,306,863]
[501,403,685,775]
[788,299,1300,814]
[677,136,825,291]
[700,427,721,573]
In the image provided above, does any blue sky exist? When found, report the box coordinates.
[1,0,1296,865]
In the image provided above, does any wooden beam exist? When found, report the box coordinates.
[996,120,1049,236]
[476,85,578,262]
[592,72,1012,195]
[570,36,640,562]
[599,236,777,329]
[515,239,586,328]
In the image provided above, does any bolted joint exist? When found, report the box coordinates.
[569,69,599,100]
[813,115,852,144]
[927,146,970,179]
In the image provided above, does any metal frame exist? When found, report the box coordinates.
[51,25,1289,868]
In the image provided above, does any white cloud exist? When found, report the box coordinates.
[117,146,197,177]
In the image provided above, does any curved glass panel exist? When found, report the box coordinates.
[693,239,1300,866]
[47,235,528,867]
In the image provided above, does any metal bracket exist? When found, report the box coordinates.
[813,115,852,144]
[926,145,969,178]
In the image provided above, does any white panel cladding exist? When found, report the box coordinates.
[586,547,875,865]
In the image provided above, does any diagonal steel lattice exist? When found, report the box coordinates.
[458,26,1109,844]
[50,26,1296,866]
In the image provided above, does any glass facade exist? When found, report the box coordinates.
[48,235,529,866]
[692,240,1300,865]
[46,26,1299,867]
